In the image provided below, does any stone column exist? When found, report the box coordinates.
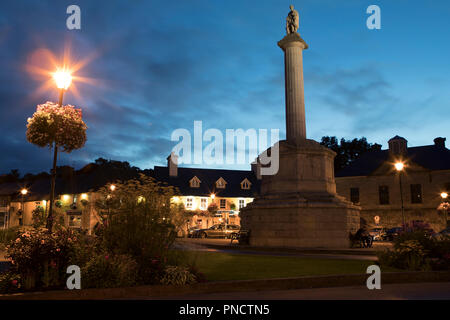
[278,33,308,145]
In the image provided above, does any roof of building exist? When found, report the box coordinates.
[0,162,150,201]
[336,144,450,177]
[153,166,260,198]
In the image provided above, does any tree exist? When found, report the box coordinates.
[94,174,184,284]
[320,136,381,172]
[26,101,87,231]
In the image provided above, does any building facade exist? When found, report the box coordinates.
[336,136,450,232]
[153,154,259,233]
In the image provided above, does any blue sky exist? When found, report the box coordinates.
[0,0,449,174]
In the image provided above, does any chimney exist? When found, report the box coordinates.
[388,135,408,155]
[434,137,446,148]
[167,152,178,177]
[251,157,262,180]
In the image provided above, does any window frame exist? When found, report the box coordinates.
[378,185,390,205]
[410,184,422,204]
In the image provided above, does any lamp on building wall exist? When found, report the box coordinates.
[394,162,406,230]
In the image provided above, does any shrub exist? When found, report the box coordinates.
[0,272,22,294]
[94,174,186,284]
[81,254,138,288]
[32,207,46,228]
[5,228,78,289]
[160,266,197,286]
[377,230,450,271]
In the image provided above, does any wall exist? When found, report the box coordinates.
[336,169,450,231]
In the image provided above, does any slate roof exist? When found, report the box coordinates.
[336,144,450,177]
[153,166,260,198]
[0,165,151,201]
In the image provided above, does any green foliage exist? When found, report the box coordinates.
[26,101,87,153]
[32,206,46,228]
[320,136,381,172]
[94,174,187,284]
[81,254,138,288]
[160,266,197,286]
[207,203,218,215]
[0,272,22,294]
[5,228,79,289]
[377,231,450,271]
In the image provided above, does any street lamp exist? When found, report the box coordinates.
[441,192,449,228]
[395,161,406,230]
[47,69,73,231]
[19,188,28,226]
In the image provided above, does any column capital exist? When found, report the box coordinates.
[278,32,308,51]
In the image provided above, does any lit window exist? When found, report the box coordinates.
[186,197,193,209]
[239,199,245,209]
[200,198,208,210]
[220,199,226,209]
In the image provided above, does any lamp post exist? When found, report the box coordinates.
[395,162,406,230]
[20,188,28,226]
[441,192,449,228]
[106,184,116,225]
[47,70,72,231]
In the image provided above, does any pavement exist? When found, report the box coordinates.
[153,282,450,300]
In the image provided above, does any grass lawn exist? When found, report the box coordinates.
[187,251,399,281]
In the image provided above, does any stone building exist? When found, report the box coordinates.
[335,136,450,231]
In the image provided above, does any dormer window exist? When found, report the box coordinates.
[240,178,252,190]
[216,177,227,189]
[189,176,201,188]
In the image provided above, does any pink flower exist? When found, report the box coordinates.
[11,280,18,286]
[105,255,109,260]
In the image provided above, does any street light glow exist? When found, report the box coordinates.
[20,188,28,195]
[394,162,404,171]
[441,192,448,199]
[110,184,116,192]
[210,193,215,199]
[53,69,72,90]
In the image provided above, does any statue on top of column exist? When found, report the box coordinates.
[286,5,299,35]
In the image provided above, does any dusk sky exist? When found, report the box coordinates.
[1,0,449,175]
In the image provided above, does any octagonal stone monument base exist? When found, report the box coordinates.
[240,140,360,248]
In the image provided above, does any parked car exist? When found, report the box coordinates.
[432,227,450,240]
[187,226,201,238]
[368,227,386,241]
[193,224,240,239]
[383,227,403,241]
